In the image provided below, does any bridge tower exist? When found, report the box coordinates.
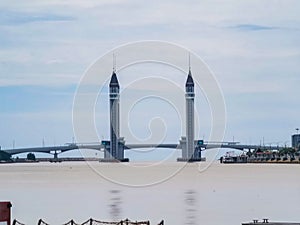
[178,64,201,162]
[109,70,120,160]
[185,68,195,159]
[103,65,126,161]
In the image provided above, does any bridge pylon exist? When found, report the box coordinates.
[101,138,128,162]
[177,137,203,162]
[102,67,128,162]
[177,65,203,162]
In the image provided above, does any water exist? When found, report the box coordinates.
[1,162,300,225]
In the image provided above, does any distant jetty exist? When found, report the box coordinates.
[242,218,300,224]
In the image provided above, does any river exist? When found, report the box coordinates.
[0,162,299,225]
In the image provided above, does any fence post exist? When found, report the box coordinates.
[89,218,93,225]
[158,220,164,225]
[12,220,16,225]
[71,219,74,225]
[38,219,42,225]
[0,202,12,225]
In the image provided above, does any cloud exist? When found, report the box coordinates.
[0,10,75,25]
[0,73,80,87]
[0,0,127,9]
[229,24,277,31]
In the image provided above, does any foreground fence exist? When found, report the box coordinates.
[13,218,164,225]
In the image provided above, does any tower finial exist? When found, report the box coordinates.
[113,53,116,73]
[188,52,191,72]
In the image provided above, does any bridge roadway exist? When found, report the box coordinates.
[2,142,283,156]
[126,143,283,151]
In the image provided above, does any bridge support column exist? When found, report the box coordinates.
[193,145,202,161]
[54,151,58,160]
[101,139,128,162]
[50,151,62,163]
[177,138,203,162]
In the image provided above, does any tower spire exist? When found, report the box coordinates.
[113,53,116,73]
[186,53,194,88]
[188,52,191,72]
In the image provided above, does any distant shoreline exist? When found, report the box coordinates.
[0,157,100,164]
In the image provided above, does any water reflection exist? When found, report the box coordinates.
[108,190,123,221]
[184,190,197,225]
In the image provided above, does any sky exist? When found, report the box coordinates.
[0,0,300,157]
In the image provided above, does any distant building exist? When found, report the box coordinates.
[292,134,300,149]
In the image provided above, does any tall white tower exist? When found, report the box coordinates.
[185,68,195,159]
[109,70,120,159]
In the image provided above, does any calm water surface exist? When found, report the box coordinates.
[0,162,300,225]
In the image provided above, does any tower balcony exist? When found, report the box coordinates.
[109,93,119,99]
[185,93,195,98]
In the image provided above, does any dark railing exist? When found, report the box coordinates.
[12,219,164,225]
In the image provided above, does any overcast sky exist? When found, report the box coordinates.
[0,0,299,153]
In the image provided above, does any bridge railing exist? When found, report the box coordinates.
[13,219,164,225]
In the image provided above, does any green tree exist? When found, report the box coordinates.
[0,150,12,161]
[279,147,295,155]
[27,153,36,161]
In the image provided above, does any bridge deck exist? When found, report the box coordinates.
[2,142,283,156]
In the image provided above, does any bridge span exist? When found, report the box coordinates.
[2,142,283,160]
